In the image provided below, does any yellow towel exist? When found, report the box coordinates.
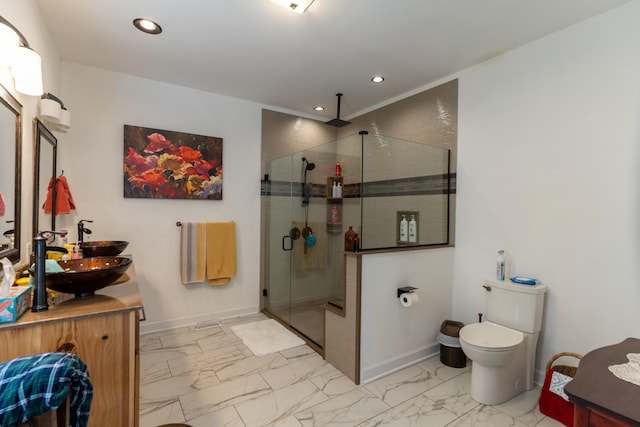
[180,223,206,284]
[206,222,236,286]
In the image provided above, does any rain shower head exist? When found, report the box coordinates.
[325,93,351,127]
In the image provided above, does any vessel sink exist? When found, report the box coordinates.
[45,256,132,298]
[78,240,129,257]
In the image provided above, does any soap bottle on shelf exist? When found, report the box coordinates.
[408,215,417,242]
[330,204,340,223]
[332,181,338,197]
[336,182,342,198]
[335,162,341,177]
[399,215,408,242]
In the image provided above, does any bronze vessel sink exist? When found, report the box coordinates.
[45,256,132,298]
[78,240,129,257]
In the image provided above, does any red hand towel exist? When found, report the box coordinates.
[43,176,76,215]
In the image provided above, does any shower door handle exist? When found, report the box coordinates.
[282,235,293,251]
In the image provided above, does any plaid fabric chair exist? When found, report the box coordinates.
[0,352,92,427]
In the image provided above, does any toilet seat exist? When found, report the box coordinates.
[459,321,523,352]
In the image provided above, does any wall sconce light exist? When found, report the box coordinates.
[41,93,71,133]
[0,15,44,96]
[270,0,315,14]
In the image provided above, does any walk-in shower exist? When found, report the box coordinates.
[261,132,452,350]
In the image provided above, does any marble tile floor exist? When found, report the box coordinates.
[139,313,564,427]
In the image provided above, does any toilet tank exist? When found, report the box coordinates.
[484,279,547,334]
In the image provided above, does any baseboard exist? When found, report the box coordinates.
[360,342,440,384]
[139,304,260,334]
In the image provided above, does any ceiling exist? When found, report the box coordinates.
[36,0,631,120]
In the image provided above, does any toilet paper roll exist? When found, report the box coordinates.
[400,292,419,307]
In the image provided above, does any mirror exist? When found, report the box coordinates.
[33,119,57,238]
[0,84,22,263]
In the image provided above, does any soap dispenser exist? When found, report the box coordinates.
[399,215,408,242]
[408,215,417,242]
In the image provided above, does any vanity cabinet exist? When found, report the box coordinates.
[565,338,640,427]
[0,268,143,427]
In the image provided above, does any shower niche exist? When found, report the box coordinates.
[326,176,343,232]
[261,132,452,350]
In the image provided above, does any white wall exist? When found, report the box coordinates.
[452,0,640,380]
[1,0,61,263]
[58,63,263,332]
[361,248,453,382]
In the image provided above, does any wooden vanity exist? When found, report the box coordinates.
[565,337,640,427]
[0,264,143,427]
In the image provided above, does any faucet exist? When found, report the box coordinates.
[32,230,67,313]
[77,220,93,243]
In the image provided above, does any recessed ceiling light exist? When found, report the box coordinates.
[314,106,325,111]
[270,0,315,14]
[133,18,162,35]
[371,75,385,83]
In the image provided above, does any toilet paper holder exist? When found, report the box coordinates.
[397,286,418,298]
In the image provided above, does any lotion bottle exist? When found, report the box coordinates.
[399,215,408,242]
[336,182,342,198]
[497,250,505,280]
[408,215,417,242]
[332,181,337,197]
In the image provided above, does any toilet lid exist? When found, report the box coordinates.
[459,322,523,350]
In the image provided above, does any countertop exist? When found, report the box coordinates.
[0,262,143,331]
[565,337,640,424]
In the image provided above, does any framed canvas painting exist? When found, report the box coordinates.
[124,125,223,200]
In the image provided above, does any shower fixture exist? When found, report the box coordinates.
[301,157,315,206]
[325,93,351,127]
[303,157,316,173]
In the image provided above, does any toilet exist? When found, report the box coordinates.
[459,279,547,405]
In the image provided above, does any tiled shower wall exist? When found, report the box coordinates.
[261,79,458,309]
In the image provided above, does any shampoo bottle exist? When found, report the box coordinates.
[408,215,417,242]
[332,181,337,197]
[336,182,342,198]
[497,250,505,280]
[399,215,408,242]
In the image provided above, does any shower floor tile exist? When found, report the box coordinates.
[139,314,564,427]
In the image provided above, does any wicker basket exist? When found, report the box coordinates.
[539,352,583,427]
[546,351,582,377]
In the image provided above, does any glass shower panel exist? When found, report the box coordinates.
[361,134,450,249]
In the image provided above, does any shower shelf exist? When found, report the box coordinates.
[327,176,344,229]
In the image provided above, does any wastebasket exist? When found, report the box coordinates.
[438,320,466,368]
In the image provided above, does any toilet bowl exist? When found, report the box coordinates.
[458,279,547,405]
[460,321,527,404]
[459,321,523,367]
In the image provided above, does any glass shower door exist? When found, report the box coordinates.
[263,151,328,348]
[263,154,294,327]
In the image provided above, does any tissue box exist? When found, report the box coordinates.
[0,285,32,323]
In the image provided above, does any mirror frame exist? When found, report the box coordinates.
[33,119,57,237]
[0,84,22,263]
